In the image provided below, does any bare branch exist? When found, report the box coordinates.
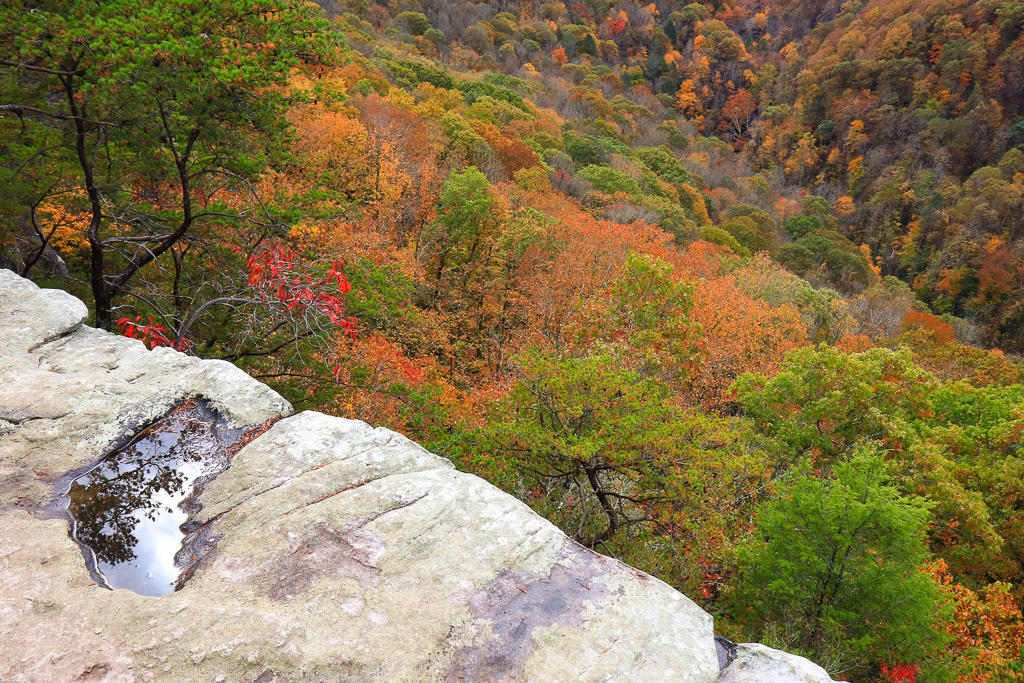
[0,103,120,127]
[0,59,86,76]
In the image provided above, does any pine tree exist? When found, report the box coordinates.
[580,32,598,56]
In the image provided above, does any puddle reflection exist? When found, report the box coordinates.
[67,404,225,597]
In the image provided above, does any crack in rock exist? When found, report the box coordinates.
[26,322,84,353]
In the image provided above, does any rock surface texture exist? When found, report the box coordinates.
[717,644,846,683]
[0,270,838,682]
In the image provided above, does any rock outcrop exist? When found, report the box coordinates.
[717,644,840,683]
[0,270,839,682]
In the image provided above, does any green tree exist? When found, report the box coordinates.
[734,344,1024,601]
[477,348,713,550]
[425,166,497,285]
[469,253,702,549]
[729,454,950,679]
[578,251,698,373]
[701,225,750,257]
[578,164,642,196]
[580,32,598,56]
[778,243,816,276]
[396,11,430,36]
[424,28,447,45]
[795,230,876,291]
[1009,116,1024,150]
[782,215,824,238]
[562,132,606,167]
[722,216,769,254]
[664,19,678,43]
[633,146,694,184]
[0,0,338,329]
[733,346,936,464]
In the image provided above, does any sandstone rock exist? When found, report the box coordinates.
[717,643,845,683]
[0,272,291,511]
[0,268,87,354]
[0,271,724,681]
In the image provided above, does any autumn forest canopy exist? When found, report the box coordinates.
[2,0,1024,679]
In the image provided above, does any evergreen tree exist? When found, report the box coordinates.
[580,32,598,56]
[664,19,678,43]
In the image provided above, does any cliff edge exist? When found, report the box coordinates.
[0,270,837,682]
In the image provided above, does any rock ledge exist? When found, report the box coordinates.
[0,270,837,682]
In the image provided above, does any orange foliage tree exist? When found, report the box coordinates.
[928,560,1024,682]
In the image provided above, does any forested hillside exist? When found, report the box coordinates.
[2,0,1023,680]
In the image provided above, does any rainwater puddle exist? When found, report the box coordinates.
[66,401,234,597]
